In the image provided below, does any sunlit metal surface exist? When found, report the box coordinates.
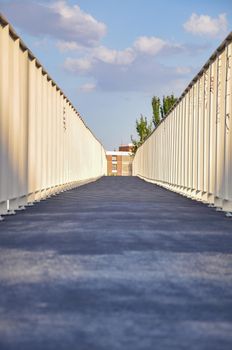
[133,32,232,213]
[0,13,107,216]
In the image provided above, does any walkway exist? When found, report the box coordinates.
[0,177,232,350]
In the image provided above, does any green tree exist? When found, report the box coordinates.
[131,114,153,153]
[131,95,177,154]
[152,96,161,127]
[151,94,177,126]
[160,94,177,118]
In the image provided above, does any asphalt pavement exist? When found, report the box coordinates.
[0,176,232,350]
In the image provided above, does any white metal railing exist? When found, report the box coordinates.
[0,14,107,216]
[133,32,232,213]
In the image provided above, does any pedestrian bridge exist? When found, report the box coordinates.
[1,14,232,217]
[0,177,232,349]
[0,13,232,350]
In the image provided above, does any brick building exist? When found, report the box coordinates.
[106,146,133,176]
[118,144,134,153]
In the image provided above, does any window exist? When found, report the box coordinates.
[112,156,117,161]
[112,164,117,171]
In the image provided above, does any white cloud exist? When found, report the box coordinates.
[62,34,186,73]
[2,0,201,96]
[133,36,185,57]
[134,36,167,55]
[64,50,194,95]
[78,83,96,93]
[93,57,192,94]
[64,57,93,73]
[93,46,136,65]
[49,1,107,45]
[2,0,107,47]
[62,32,197,94]
[183,13,228,37]
[56,41,84,52]
[63,45,136,72]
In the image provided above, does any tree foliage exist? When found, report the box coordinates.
[160,94,177,119]
[131,94,177,154]
[131,114,153,154]
[152,96,161,126]
[152,94,177,126]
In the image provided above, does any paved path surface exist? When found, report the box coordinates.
[0,176,232,350]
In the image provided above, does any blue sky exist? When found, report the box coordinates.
[1,0,232,149]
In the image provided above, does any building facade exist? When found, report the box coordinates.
[106,146,133,176]
[118,144,134,153]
